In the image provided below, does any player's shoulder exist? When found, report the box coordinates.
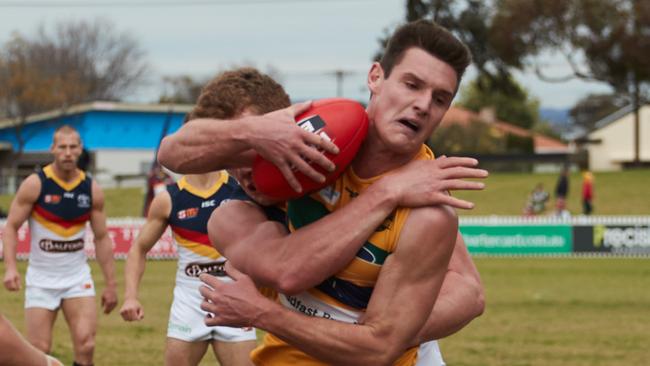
[409,204,458,231]
[17,173,42,197]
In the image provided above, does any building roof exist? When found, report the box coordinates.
[441,106,569,153]
[0,101,193,152]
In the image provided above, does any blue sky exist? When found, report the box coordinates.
[0,0,611,108]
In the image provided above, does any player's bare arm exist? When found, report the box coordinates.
[2,174,41,292]
[0,314,63,366]
[201,204,457,365]
[210,156,486,294]
[413,232,485,344]
[120,191,171,321]
[89,181,118,314]
[158,101,339,192]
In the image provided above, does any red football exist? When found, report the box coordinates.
[252,98,369,200]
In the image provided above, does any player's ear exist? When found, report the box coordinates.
[367,62,384,94]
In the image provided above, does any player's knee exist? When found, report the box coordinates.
[76,333,96,356]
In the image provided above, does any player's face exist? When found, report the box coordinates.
[228,167,280,206]
[51,131,82,172]
[367,47,457,155]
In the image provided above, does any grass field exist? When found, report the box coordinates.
[1,258,648,365]
[2,170,649,217]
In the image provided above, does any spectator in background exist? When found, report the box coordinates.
[582,171,594,215]
[554,166,570,218]
[524,183,549,216]
[142,163,174,216]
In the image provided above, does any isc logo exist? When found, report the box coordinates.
[201,200,216,208]
[63,192,75,199]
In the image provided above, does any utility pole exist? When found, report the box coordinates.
[326,69,356,97]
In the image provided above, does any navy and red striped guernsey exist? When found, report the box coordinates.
[27,164,94,289]
[166,173,241,284]
[31,165,92,238]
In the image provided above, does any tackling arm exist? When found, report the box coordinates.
[158,102,338,192]
[211,157,486,294]
[201,205,458,365]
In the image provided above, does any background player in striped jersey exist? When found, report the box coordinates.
[120,68,291,366]
[2,125,117,366]
[160,60,485,366]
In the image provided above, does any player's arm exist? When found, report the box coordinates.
[121,191,171,321]
[201,205,458,365]
[211,183,402,295]
[412,232,485,344]
[158,101,339,193]
[2,174,40,291]
[0,314,63,366]
[89,181,118,314]
[211,156,486,294]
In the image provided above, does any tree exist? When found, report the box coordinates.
[569,93,629,132]
[428,121,506,155]
[458,74,541,129]
[376,0,523,96]
[0,18,148,157]
[492,0,650,164]
[158,75,207,104]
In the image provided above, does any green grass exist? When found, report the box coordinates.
[1,170,650,217]
[1,259,648,365]
[453,169,650,216]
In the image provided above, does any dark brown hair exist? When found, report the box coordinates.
[380,20,472,85]
[187,67,290,121]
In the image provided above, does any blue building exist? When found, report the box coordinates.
[0,101,192,193]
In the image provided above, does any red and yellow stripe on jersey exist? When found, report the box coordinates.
[166,173,242,285]
[30,165,91,238]
[26,164,93,289]
[251,145,435,366]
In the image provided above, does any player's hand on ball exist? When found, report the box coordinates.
[120,297,145,321]
[249,101,339,193]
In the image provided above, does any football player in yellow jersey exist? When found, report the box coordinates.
[159,21,485,364]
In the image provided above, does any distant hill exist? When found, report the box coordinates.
[539,108,570,125]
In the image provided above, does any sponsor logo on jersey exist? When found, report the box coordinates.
[177,207,199,220]
[318,185,340,205]
[64,192,75,199]
[376,211,395,232]
[44,194,62,204]
[77,194,91,208]
[184,261,227,277]
[39,238,85,252]
[201,199,216,208]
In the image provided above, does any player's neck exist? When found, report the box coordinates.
[185,171,222,190]
[50,163,80,182]
[352,131,415,179]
